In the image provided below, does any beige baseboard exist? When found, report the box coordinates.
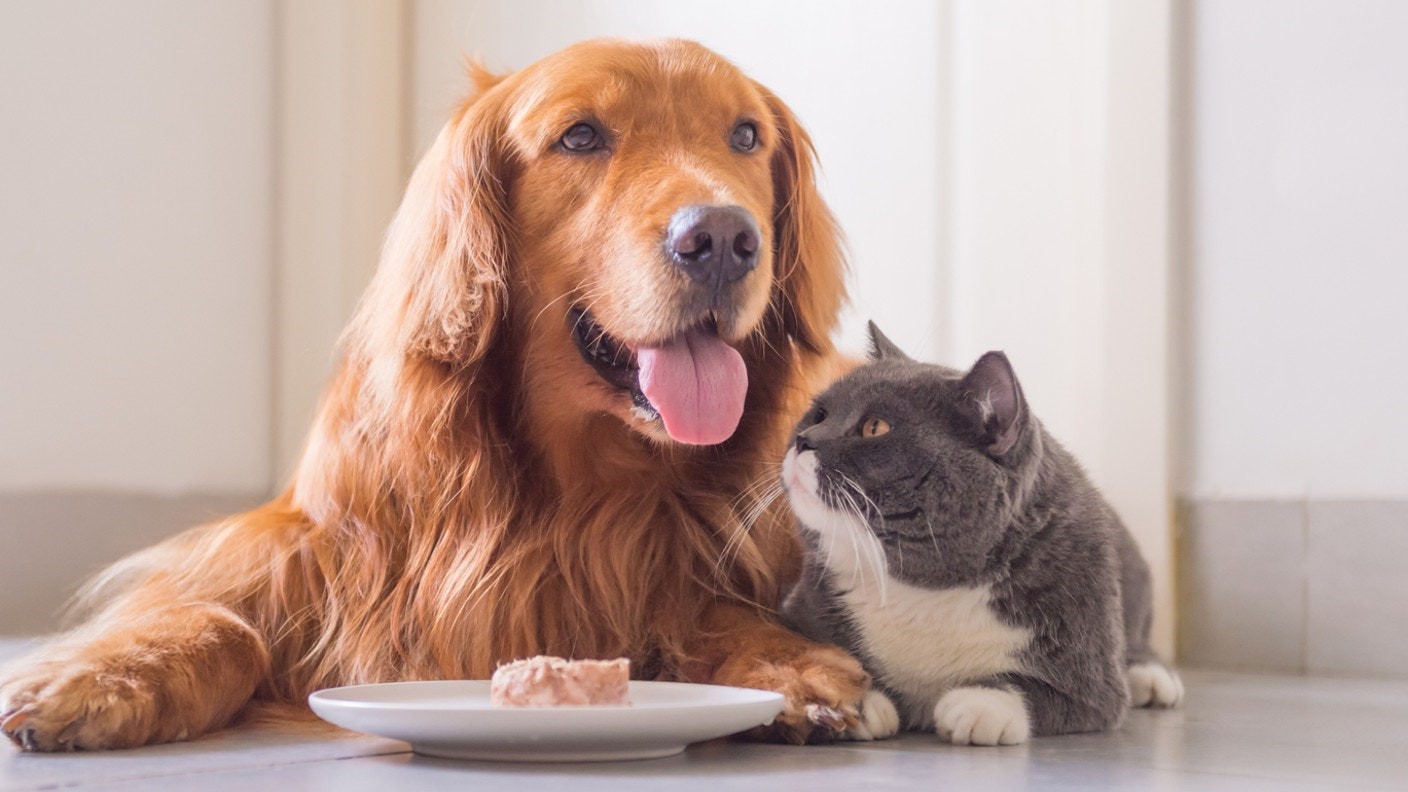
[1177,498,1408,677]
[0,490,267,634]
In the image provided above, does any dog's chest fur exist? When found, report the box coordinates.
[842,578,1030,728]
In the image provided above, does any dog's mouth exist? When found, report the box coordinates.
[569,306,748,445]
[569,306,649,409]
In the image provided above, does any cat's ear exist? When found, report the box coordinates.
[867,321,912,362]
[957,351,1025,457]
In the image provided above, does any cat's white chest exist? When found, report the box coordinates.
[844,579,1031,728]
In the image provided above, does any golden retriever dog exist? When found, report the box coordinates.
[0,38,867,750]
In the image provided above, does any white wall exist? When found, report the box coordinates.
[0,0,275,495]
[1184,0,1408,499]
[273,1,409,485]
[411,0,946,362]
[948,2,1113,471]
[0,0,1172,507]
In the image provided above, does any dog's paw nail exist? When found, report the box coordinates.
[1,708,30,734]
[805,703,850,731]
[18,727,39,752]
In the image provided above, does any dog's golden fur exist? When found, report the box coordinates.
[0,39,865,750]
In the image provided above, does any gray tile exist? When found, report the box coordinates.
[0,717,406,791]
[0,638,41,665]
[1307,501,1408,677]
[1176,500,1307,671]
[7,671,1404,792]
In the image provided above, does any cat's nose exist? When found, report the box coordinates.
[794,433,816,453]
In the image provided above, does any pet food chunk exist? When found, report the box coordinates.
[490,656,631,707]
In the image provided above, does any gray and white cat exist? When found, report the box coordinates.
[780,323,1182,745]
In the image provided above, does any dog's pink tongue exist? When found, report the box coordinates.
[636,330,748,445]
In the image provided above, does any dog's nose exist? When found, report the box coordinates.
[666,205,760,287]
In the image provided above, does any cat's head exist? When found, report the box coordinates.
[781,322,1040,587]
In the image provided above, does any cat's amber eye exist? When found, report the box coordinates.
[861,417,891,438]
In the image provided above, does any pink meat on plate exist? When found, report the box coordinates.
[490,656,631,707]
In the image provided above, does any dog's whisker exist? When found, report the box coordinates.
[527,290,577,335]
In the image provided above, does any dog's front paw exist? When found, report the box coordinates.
[842,689,901,741]
[1,658,163,752]
[721,643,868,745]
[1127,662,1184,708]
[933,686,1030,746]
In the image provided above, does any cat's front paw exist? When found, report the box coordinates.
[842,689,901,741]
[1127,662,1184,708]
[933,686,1030,746]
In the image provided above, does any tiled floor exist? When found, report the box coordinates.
[2,639,1406,791]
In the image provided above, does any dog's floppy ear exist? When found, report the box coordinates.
[351,64,512,367]
[758,84,848,356]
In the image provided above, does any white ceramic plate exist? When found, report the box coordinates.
[308,680,785,762]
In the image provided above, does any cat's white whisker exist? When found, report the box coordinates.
[713,472,787,586]
[839,477,887,582]
[837,493,867,592]
[844,511,864,591]
[835,474,889,606]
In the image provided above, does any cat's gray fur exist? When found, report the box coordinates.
[780,323,1180,743]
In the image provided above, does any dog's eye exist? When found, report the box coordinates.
[861,417,891,438]
[561,122,603,152]
[730,122,758,152]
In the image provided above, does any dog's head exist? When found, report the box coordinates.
[355,38,845,447]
